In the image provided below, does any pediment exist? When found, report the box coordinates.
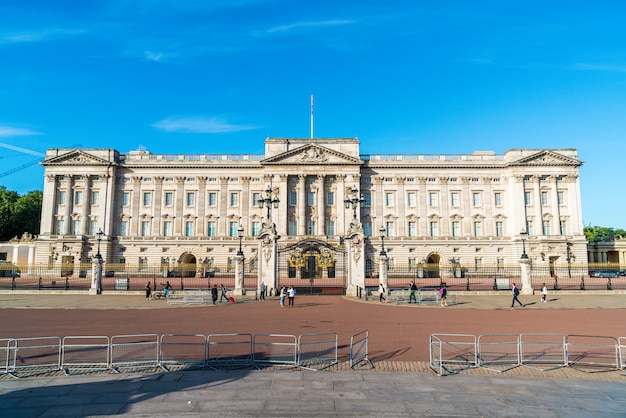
[510,150,581,167]
[261,144,362,165]
[42,150,113,166]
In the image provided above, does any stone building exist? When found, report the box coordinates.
[33,137,587,292]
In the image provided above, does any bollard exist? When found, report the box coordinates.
[65,276,69,290]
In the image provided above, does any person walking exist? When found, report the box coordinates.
[439,284,448,307]
[260,282,266,301]
[279,286,286,307]
[145,281,152,300]
[511,283,524,307]
[541,282,548,303]
[211,284,218,305]
[287,286,295,307]
[409,280,417,303]
[378,283,387,304]
[219,284,228,302]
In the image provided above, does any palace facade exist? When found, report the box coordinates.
[32,137,587,291]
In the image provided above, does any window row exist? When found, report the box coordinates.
[57,191,100,206]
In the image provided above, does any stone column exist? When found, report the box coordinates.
[258,234,278,295]
[379,254,389,292]
[90,258,103,295]
[233,254,244,296]
[317,174,325,235]
[298,174,306,236]
[519,257,533,295]
[345,221,365,296]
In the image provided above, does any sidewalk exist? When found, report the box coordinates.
[1,368,624,417]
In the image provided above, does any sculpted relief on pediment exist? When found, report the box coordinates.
[263,144,362,165]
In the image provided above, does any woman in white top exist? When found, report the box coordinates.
[378,283,387,304]
[541,283,548,303]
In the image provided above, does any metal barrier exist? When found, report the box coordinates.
[207,333,253,370]
[297,332,338,371]
[61,336,110,375]
[429,334,477,376]
[252,334,298,369]
[0,338,10,375]
[620,337,626,371]
[566,335,619,372]
[3,337,62,378]
[418,288,440,304]
[390,289,409,304]
[350,329,373,369]
[167,289,212,305]
[519,333,567,371]
[478,334,520,372]
[110,334,160,372]
[160,334,207,371]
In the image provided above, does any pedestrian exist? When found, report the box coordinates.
[160,281,172,296]
[511,283,524,307]
[378,283,387,304]
[145,281,152,300]
[279,286,286,307]
[287,286,295,306]
[219,284,228,302]
[260,282,266,301]
[409,280,417,303]
[211,284,218,305]
[541,282,548,303]
[439,284,448,307]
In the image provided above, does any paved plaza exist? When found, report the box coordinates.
[0,291,624,417]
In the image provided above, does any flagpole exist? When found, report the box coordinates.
[310,94,314,139]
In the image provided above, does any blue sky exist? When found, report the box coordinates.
[1,1,625,229]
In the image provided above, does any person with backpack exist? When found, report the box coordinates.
[511,283,524,308]
[439,284,448,307]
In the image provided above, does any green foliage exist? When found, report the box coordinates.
[584,225,626,242]
[0,186,42,241]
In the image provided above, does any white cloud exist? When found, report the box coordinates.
[0,28,84,44]
[152,116,260,133]
[0,142,45,157]
[144,50,164,61]
[573,63,626,72]
[0,126,42,137]
[266,20,354,34]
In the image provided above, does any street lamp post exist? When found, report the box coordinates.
[258,185,279,221]
[520,230,528,259]
[566,241,572,279]
[344,186,365,220]
[237,226,244,257]
[96,228,104,261]
[379,226,387,258]
[90,228,104,295]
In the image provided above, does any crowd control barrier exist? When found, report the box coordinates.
[110,334,160,372]
[61,336,110,375]
[478,334,521,372]
[297,332,338,371]
[430,332,626,376]
[350,329,373,369]
[160,334,207,371]
[206,333,253,370]
[519,333,567,371]
[1,337,61,378]
[252,334,298,369]
[566,335,620,372]
[429,334,477,376]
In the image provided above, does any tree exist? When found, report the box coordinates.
[0,186,42,241]
[584,225,626,243]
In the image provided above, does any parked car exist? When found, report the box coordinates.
[590,270,619,278]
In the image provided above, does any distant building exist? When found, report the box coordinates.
[31,137,588,289]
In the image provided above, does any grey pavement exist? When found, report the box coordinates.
[1,368,625,417]
[1,291,625,417]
